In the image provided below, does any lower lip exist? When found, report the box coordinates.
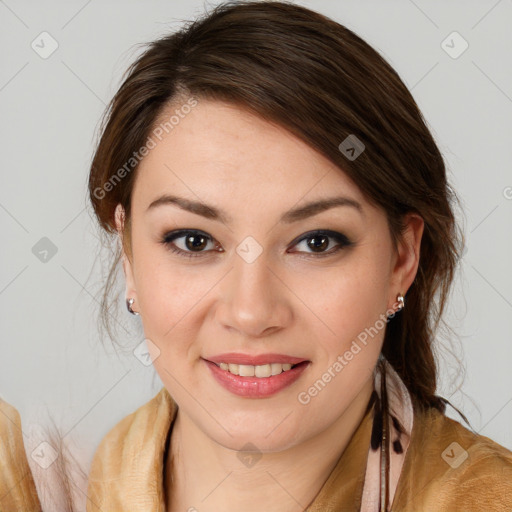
[204,359,310,398]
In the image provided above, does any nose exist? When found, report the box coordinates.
[215,253,293,338]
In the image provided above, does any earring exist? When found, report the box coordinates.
[126,297,140,316]
[397,293,405,310]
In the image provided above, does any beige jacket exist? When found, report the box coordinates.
[87,388,512,511]
[2,389,512,511]
[0,400,41,512]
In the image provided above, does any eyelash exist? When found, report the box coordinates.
[159,229,354,260]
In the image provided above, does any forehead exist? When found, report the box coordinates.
[132,99,367,213]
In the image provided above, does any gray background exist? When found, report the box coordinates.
[1,0,511,497]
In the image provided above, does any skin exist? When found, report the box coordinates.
[114,99,423,512]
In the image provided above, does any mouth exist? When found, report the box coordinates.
[209,360,308,378]
[203,358,311,398]
[202,353,310,378]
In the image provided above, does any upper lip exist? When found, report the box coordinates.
[205,353,309,366]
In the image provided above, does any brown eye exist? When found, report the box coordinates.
[160,229,218,258]
[291,230,353,257]
[183,233,209,251]
[306,234,329,252]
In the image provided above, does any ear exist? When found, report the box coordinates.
[114,204,138,311]
[388,212,424,310]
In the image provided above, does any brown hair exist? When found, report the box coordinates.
[88,0,463,413]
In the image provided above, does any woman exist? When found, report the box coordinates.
[2,1,511,511]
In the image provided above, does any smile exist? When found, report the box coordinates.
[203,359,310,398]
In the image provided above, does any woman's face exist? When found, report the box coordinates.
[116,99,422,452]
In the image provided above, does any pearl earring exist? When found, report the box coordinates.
[126,297,140,316]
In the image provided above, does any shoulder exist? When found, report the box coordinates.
[88,387,176,477]
[393,404,512,511]
[86,387,177,511]
[0,398,42,512]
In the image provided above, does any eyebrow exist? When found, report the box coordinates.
[146,194,364,224]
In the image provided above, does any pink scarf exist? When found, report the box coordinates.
[360,357,414,511]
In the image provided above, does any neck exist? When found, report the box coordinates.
[165,379,374,512]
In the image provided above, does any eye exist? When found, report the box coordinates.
[290,230,353,258]
[160,229,221,259]
[160,228,353,260]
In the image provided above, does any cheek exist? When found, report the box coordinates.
[300,257,388,414]
[132,243,204,346]
[318,254,389,339]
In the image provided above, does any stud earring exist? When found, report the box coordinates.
[396,293,405,310]
[126,297,140,316]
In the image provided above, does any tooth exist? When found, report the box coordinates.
[228,363,239,375]
[218,362,298,377]
[271,363,282,376]
[255,364,272,378]
[239,364,255,377]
